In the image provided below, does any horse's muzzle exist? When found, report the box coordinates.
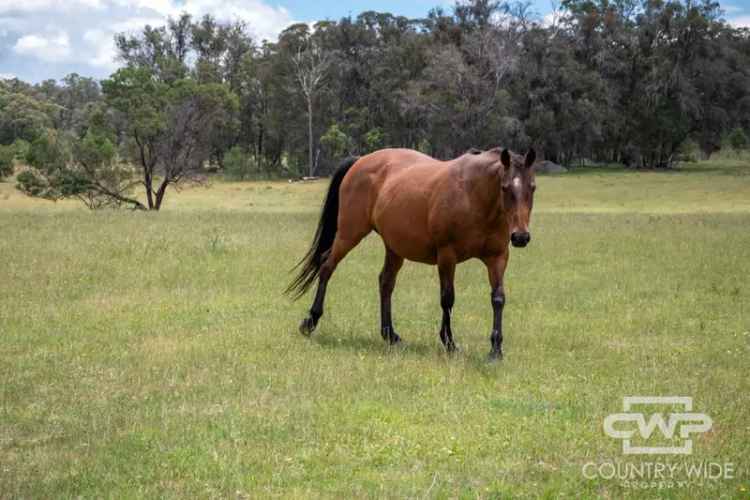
[511,231,531,248]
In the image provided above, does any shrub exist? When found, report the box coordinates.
[677,138,699,163]
[12,139,30,161]
[728,127,748,153]
[320,123,352,160]
[223,146,260,180]
[0,144,14,179]
[17,128,143,209]
[364,127,386,152]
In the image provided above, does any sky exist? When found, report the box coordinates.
[0,0,749,83]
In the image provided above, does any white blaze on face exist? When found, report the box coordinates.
[509,175,529,233]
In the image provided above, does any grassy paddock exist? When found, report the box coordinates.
[1,161,749,498]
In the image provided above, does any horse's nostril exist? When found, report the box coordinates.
[511,232,530,247]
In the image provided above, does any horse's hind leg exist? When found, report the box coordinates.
[437,248,457,353]
[379,246,404,344]
[300,232,368,336]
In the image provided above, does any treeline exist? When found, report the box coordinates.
[1,0,749,209]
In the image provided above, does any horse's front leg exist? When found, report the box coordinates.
[483,252,509,361]
[437,248,457,353]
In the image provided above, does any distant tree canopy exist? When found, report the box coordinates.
[3,0,750,206]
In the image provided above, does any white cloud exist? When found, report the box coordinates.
[106,0,294,40]
[0,72,15,79]
[0,0,103,13]
[729,15,750,27]
[1,0,296,80]
[0,0,54,13]
[83,29,119,69]
[150,0,295,41]
[111,0,175,15]
[13,31,72,61]
[78,0,296,69]
[541,12,557,27]
[111,16,166,32]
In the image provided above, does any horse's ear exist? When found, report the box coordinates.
[500,149,511,168]
[525,148,536,168]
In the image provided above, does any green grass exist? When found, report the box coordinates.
[1,161,749,498]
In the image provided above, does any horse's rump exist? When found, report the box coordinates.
[339,149,450,263]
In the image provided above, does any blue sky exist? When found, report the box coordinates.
[0,0,748,83]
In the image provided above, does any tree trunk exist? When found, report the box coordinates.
[144,170,155,210]
[307,97,314,177]
[257,126,264,168]
[154,179,169,211]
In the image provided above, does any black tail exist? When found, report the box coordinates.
[286,156,359,299]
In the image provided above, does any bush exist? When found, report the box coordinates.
[320,123,352,160]
[0,144,15,179]
[17,128,143,209]
[677,138,699,163]
[223,146,260,180]
[364,127,385,152]
[12,139,30,161]
[728,127,748,153]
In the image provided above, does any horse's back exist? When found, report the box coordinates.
[339,148,437,207]
[350,148,436,177]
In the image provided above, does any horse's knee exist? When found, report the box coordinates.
[491,289,505,309]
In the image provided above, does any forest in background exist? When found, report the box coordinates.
[1,0,749,209]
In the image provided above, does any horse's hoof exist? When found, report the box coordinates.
[299,316,316,336]
[487,350,503,362]
[381,327,400,344]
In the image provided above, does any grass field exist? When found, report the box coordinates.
[1,159,749,498]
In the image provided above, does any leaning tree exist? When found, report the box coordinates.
[18,69,237,210]
[101,68,238,210]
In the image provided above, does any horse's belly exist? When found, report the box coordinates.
[374,214,437,263]
[372,186,436,264]
[381,229,437,264]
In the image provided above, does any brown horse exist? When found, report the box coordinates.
[287,147,537,360]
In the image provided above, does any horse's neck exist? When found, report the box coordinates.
[459,160,507,223]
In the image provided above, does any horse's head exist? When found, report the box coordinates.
[499,148,537,248]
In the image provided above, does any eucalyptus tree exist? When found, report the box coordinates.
[289,26,332,176]
[102,68,238,210]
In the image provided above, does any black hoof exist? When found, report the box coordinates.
[299,316,316,336]
[382,327,401,345]
[487,350,503,362]
[445,342,457,354]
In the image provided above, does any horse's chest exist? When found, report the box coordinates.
[448,234,504,261]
